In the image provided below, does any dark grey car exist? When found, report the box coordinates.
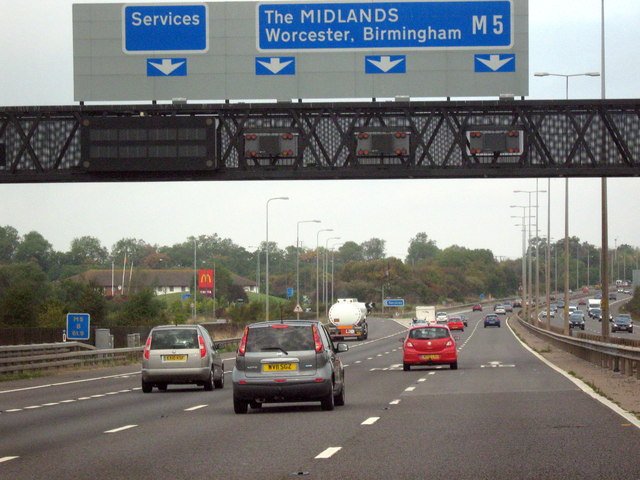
[232,320,348,413]
[141,325,224,393]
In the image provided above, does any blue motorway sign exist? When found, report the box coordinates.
[147,58,187,76]
[123,4,208,54]
[474,53,515,72]
[66,313,90,340]
[287,287,294,298]
[383,299,405,307]
[256,57,296,75]
[257,1,512,51]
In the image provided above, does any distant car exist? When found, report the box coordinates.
[582,288,589,293]
[594,293,603,299]
[513,298,522,308]
[503,303,513,312]
[495,305,506,315]
[588,308,601,319]
[609,293,617,301]
[436,312,449,323]
[472,304,483,312]
[459,314,469,327]
[484,314,501,328]
[578,298,587,305]
[142,324,224,393]
[232,319,348,413]
[447,316,465,331]
[568,313,585,330]
[623,289,632,295]
[611,316,633,333]
[594,310,613,322]
[401,324,458,371]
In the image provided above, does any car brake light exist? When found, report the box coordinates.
[238,327,249,356]
[312,325,324,353]
[446,340,453,347]
[406,341,414,348]
[270,324,289,328]
[143,336,151,360]
[199,335,207,358]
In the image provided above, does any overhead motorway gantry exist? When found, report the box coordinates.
[0,98,638,184]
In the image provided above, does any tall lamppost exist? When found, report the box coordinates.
[296,219,320,318]
[265,196,289,321]
[511,205,528,315]
[316,228,333,320]
[324,237,341,315]
[514,187,546,320]
[534,71,600,334]
[330,243,344,306]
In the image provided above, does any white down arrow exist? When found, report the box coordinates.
[367,56,404,73]
[257,58,293,74]
[476,55,513,72]
[148,59,185,76]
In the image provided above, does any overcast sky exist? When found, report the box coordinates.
[1,0,639,260]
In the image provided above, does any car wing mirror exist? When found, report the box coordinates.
[336,343,349,353]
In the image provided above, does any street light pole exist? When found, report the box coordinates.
[511,205,527,313]
[296,219,320,319]
[265,196,289,322]
[330,243,343,306]
[324,237,341,315]
[316,228,333,321]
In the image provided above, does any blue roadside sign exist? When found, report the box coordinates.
[383,299,405,307]
[287,287,294,298]
[123,4,208,54]
[66,313,90,340]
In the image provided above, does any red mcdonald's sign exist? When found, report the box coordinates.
[198,269,214,297]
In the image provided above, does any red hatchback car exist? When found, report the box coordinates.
[447,316,465,331]
[402,325,458,371]
[472,304,482,312]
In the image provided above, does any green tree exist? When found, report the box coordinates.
[0,225,19,263]
[338,241,363,263]
[0,263,50,326]
[69,236,109,265]
[14,231,53,271]
[361,238,386,261]
[406,232,439,266]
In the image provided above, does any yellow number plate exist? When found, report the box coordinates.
[263,363,297,372]
[164,355,187,361]
[421,355,440,360]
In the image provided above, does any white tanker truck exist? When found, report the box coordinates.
[327,298,369,341]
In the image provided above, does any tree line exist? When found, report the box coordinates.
[1,225,636,327]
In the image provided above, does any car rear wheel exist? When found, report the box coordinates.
[141,380,153,393]
[157,383,168,391]
[214,365,225,389]
[234,396,249,414]
[249,401,262,409]
[321,386,335,411]
[203,369,214,391]
[450,362,458,370]
[403,363,410,371]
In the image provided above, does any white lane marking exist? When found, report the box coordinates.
[91,394,106,398]
[367,357,373,360]
[506,317,640,431]
[343,364,349,368]
[42,402,60,406]
[5,409,22,412]
[315,447,342,459]
[385,351,390,354]
[24,405,42,409]
[0,457,19,463]
[418,378,427,383]
[355,361,362,364]
[118,389,131,393]
[184,405,208,411]
[391,364,402,368]
[389,399,401,405]
[0,372,140,395]
[104,425,138,434]
[106,392,120,395]
[361,417,380,425]
[376,354,383,357]
[60,399,76,403]
[77,397,91,401]
[429,372,436,375]
[132,387,141,391]
[405,386,416,392]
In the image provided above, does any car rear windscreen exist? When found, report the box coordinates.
[246,325,315,352]
[410,328,450,340]
[151,329,198,349]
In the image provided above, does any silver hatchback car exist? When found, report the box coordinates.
[141,325,224,393]
[232,320,348,413]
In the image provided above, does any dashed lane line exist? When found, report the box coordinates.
[361,417,380,425]
[0,372,140,395]
[0,457,19,464]
[315,447,342,459]
[184,405,208,412]
[104,424,138,434]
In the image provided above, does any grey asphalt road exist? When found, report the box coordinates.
[0,312,638,479]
